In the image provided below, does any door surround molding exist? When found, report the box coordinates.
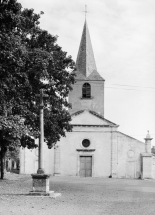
[77,151,95,177]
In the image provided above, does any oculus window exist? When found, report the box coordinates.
[82,83,91,98]
[82,139,90,148]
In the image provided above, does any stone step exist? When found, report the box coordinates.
[50,193,61,198]
[29,191,54,196]
[29,191,61,198]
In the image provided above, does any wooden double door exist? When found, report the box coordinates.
[80,156,92,177]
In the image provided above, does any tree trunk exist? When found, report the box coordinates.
[0,146,6,180]
[0,149,4,179]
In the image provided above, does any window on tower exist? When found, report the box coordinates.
[82,83,91,98]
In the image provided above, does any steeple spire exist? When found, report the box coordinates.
[76,20,98,77]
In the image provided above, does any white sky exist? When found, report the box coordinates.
[19,0,155,145]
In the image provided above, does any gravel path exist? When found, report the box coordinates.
[0,173,155,215]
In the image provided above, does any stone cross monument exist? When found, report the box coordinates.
[30,89,60,197]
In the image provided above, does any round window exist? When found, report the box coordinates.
[82,139,90,148]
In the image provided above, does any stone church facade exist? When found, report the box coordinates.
[20,20,154,179]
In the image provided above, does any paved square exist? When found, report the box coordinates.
[0,174,155,215]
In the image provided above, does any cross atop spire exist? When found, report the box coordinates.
[83,5,88,20]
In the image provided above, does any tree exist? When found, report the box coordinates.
[0,0,75,179]
[0,115,35,178]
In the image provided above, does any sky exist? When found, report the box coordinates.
[19,0,155,145]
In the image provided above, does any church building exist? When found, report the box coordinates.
[20,20,154,179]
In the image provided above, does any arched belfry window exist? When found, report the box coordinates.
[82,83,91,98]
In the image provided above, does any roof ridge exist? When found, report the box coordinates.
[117,131,144,143]
[89,110,119,126]
[87,70,105,81]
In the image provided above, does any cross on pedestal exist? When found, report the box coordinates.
[30,89,61,197]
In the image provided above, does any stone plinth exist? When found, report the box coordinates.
[30,174,61,198]
[31,174,50,194]
[141,153,152,179]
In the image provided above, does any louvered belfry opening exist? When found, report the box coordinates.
[82,83,91,98]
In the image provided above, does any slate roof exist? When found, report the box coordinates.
[75,21,104,81]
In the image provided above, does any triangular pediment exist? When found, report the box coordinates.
[71,110,118,127]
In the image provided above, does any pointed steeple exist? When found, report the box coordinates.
[69,19,105,116]
[76,21,97,77]
[75,21,104,81]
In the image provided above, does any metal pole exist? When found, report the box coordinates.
[37,89,44,174]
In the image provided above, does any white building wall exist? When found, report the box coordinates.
[58,127,112,177]
[20,130,146,178]
[152,156,155,179]
[57,128,145,178]
[20,139,54,175]
[117,132,145,178]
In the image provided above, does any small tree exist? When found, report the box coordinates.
[5,146,20,170]
[0,115,36,178]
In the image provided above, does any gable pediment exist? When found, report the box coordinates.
[71,110,118,127]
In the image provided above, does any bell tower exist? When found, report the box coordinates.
[69,20,105,116]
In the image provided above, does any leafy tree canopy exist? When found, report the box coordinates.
[0,0,75,156]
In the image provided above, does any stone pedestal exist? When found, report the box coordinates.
[30,174,61,198]
[141,153,152,179]
[31,174,50,192]
[141,132,153,180]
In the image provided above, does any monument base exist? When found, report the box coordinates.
[29,191,61,198]
[30,174,61,198]
[31,174,50,192]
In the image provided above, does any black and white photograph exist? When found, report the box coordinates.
[0,0,155,214]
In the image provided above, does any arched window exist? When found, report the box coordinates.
[82,83,91,98]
